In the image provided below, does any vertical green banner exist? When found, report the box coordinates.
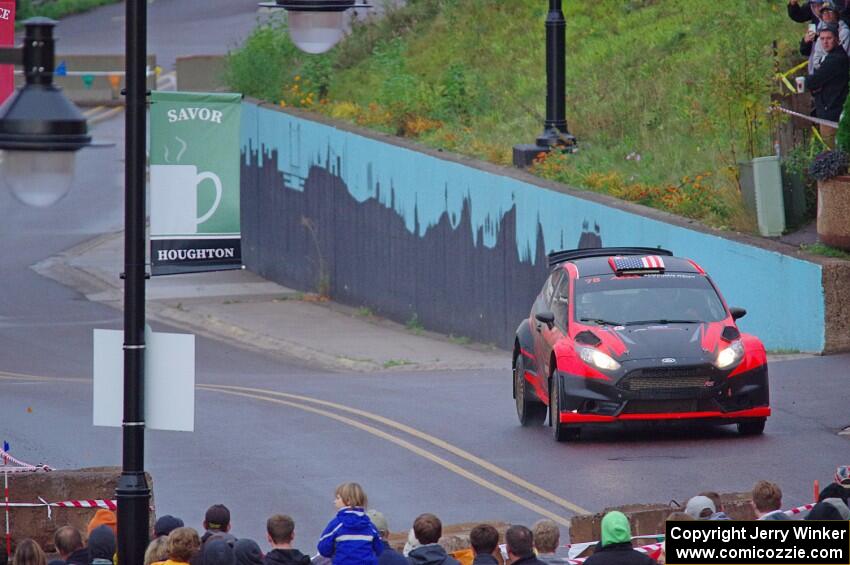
[150,91,242,275]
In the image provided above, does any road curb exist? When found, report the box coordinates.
[31,232,496,372]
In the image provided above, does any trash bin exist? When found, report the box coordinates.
[739,155,786,237]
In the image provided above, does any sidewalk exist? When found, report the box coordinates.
[33,231,507,372]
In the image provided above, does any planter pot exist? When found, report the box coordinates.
[817,176,850,250]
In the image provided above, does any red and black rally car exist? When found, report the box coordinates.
[512,247,770,441]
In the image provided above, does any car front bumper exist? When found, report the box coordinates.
[553,362,770,424]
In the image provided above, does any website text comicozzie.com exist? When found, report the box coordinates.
[665,521,849,565]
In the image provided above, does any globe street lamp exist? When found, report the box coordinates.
[513,0,576,168]
[259,0,371,54]
[0,18,92,206]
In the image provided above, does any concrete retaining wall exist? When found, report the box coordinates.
[239,99,848,353]
[175,55,228,93]
[569,493,755,544]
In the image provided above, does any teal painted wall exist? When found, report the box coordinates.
[240,102,825,352]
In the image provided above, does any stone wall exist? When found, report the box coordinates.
[5,467,154,552]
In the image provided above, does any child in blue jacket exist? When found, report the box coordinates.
[317,482,383,565]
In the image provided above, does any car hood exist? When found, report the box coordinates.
[600,322,723,362]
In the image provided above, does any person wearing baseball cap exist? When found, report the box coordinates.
[365,510,406,565]
[203,505,235,544]
[684,496,716,520]
[155,516,185,539]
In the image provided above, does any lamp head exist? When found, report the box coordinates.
[259,0,371,54]
[0,18,92,206]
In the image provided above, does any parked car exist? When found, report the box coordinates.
[512,247,770,441]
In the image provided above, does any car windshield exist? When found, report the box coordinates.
[574,273,727,325]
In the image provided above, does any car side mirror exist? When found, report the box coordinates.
[730,307,747,321]
[535,311,555,329]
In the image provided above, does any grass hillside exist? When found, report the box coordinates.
[15,0,120,22]
[227,0,803,230]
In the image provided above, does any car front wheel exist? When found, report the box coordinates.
[550,373,580,442]
[737,418,766,436]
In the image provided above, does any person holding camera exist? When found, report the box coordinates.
[804,23,850,146]
[801,3,850,71]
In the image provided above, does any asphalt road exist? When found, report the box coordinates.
[2,0,850,551]
[44,0,270,71]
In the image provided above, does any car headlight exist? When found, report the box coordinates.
[577,346,621,371]
[715,340,745,369]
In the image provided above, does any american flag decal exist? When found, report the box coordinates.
[609,255,666,272]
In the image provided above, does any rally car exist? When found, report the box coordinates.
[512,247,769,441]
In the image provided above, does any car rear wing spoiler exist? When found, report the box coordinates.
[547,247,673,268]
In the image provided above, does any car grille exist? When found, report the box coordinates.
[618,365,719,398]
[622,398,721,414]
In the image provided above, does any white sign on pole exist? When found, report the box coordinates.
[93,327,195,432]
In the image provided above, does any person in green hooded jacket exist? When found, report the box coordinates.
[583,512,657,565]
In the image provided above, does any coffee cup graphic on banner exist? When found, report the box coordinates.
[151,164,222,235]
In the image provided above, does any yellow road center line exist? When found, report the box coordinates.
[0,372,587,517]
[201,383,590,515]
[0,371,86,383]
[83,106,105,118]
[88,106,124,126]
[198,385,574,527]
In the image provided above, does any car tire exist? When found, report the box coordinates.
[550,374,580,442]
[737,418,766,436]
[514,355,546,426]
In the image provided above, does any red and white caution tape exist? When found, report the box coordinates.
[3,498,116,520]
[564,534,664,560]
[0,448,53,473]
[53,499,117,510]
[567,542,664,564]
[771,106,839,128]
[784,503,815,517]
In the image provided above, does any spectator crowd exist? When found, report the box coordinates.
[4,471,850,565]
[789,0,850,146]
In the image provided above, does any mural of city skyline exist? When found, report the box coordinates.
[241,144,602,346]
[238,103,826,351]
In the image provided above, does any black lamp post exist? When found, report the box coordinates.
[116,0,151,561]
[0,18,92,205]
[260,0,371,54]
[0,10,151,565]
[513,0,576,169]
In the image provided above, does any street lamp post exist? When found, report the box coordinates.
[513,0,576,169]
[116,0,151,563]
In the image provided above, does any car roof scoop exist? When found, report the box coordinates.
[721,326,741,342]
[575,330,603,346]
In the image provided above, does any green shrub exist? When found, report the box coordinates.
[836,92,850,153]
[224,16,303,103]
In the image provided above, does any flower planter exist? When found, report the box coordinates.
[817,175,850,250]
